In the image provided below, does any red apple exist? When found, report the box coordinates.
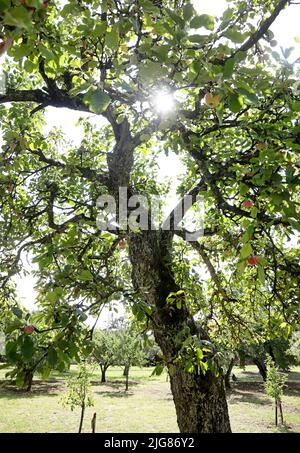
[243,200,253,208]
[23,325,35,334]
[247,256,258,266]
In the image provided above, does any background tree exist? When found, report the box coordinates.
[93,329,119,383]
[115,327,146,391]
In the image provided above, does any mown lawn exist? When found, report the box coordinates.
[0,365,299,433]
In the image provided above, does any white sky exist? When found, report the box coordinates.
[1,0,300,325]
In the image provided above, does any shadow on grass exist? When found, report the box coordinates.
[238,370,263,378]
[288,371,300,382]
[228,380,300,405]
[283,381,300,397]
[92,380,140,390]
[0,379,63,398]
[229,390,270,406]
[228,381,270,405]
[97,390,133,398]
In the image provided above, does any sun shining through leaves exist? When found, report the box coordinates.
[152,90,175,115]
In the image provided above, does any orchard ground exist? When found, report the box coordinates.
[0,366,299,433]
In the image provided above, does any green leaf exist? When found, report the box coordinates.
[237,87,258,104]
[3,6,33,30]
[5,319,22,335]
[16,372,25,388]
[239,182,249,196]
[176,300,182,309]
[12,306,23,319]
[240,242,253,259]
[250,206,258,218]
[105,25,119,51]
[46,290,60,304]
[183,3,194,21]
[39,46,56,62]
[78,269,94,281]
[187,34,208,44]
[167,9,185,27]
[224,28,247,43]
[258,266,265,285]
[216,103,224,125]
[94,22,107,37]
[5,340,17,358]
[41,365,51,380]
[11,44,32,60]
[83,89,111,114]
[139,61,167,83]
[228,93,243,113]
[196,348,204,360]
[0,0,10,13]
[21,336,34,360]
[190,14,215,31]
[151,364,164,376]
[69,82,93,97]
[223,58,235,79]
[47,348,58,367]
[185,361,194,373]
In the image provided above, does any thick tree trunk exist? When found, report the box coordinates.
[169,365,231,432]
[129,231,231,433]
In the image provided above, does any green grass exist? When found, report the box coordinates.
[0,365,299,433]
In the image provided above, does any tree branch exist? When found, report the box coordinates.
[233,0,291,56]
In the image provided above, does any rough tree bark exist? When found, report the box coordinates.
[129,231,231,433]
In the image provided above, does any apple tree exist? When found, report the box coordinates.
[0,0,300,432]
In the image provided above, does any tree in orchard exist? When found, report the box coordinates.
[115,326,146,391]
[0,0,300,433]
[238,337,297,381]
[93,328,119,383]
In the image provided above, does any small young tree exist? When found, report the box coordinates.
[62,362,94,433]
[265,355,288,427]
